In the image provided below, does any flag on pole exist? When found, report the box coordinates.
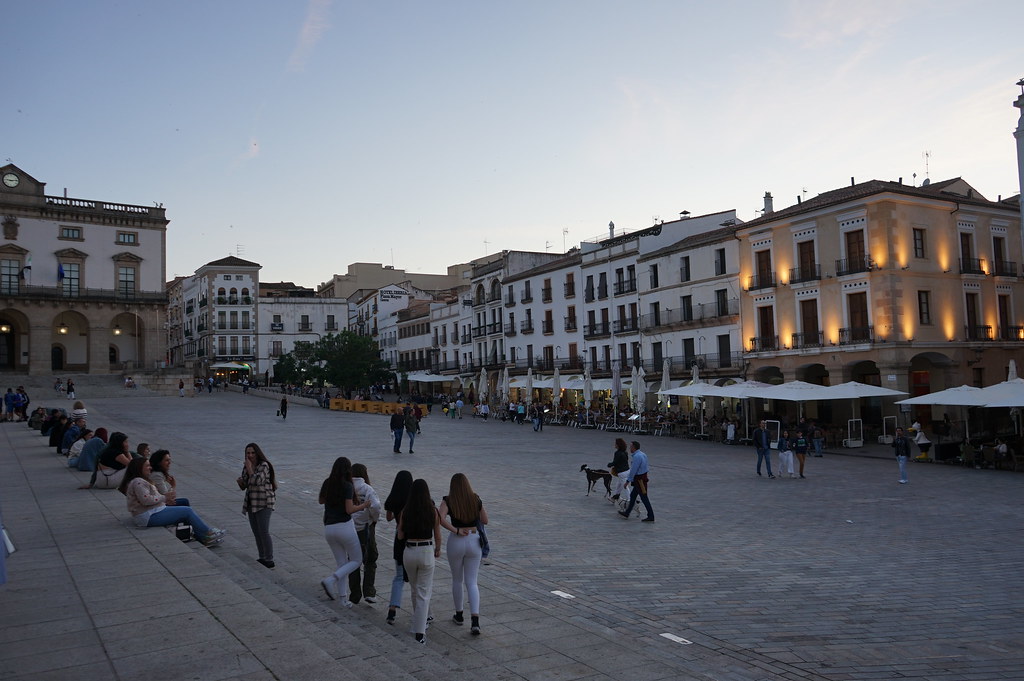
[19,255,31,280]
[57,263,65,282]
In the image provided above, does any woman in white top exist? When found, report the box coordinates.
[117,458,224,546]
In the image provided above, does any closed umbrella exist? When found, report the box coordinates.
[478,367,488,405]
[634,366,647,431]
[583,366,593,426]
[551,366,561,421]
[661,358,672,397]
[525,367,534,406]
[501,366,510,405]
[611,365,622,427]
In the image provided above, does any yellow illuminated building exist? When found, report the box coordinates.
[736,177,1022,426]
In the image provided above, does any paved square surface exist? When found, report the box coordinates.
[2,390,1023,680]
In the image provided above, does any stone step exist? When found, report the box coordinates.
[188,534,457,681]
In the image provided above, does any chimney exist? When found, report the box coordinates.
[797,196,802,204]
[763,192,774,214]
[608,221,615,239]
[851,177,855,186]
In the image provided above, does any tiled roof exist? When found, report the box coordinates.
[203,255,262,268]
[739,178,1011,229]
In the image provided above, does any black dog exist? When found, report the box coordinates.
[580,464,613,497]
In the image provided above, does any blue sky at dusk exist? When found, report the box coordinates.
[4,1,1022,285]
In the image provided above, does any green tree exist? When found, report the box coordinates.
[314,331,391,391]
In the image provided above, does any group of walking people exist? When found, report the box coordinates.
[319,462,488,645]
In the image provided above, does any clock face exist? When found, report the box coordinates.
[2,173,19,188]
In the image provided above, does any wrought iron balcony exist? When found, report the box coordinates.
[839,326,874,345]
[504,294,516,306]
[791,331,824,349]
[835,256,871,276]
[542,320,554,334]
[749,335,778,352]
[998,325,1024,341]
[613,279,637,295]
[613,318,639,334]
[504,323,517,336]
[541,287,552,303]
[584,322,611,338]
[959,258,985,275]
[520,320,534,334]
[747,272,776,291]
[788,264,821,284]
[993,260,1018,277]
[564,282,576,298]
[564,318,577,332]
[964,325,992,341]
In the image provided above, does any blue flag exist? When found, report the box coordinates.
[57,264,65,282]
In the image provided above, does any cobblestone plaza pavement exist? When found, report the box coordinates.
[2,391,1023,681]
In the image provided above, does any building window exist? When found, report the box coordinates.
[242,336,250,354]
[59,226,82,240]
[273,314,282,324]
[0,259,20,295]
[918,291,931,325]
[681,295,693,322]
[270,341,282,357]
[116,231,138,245]
[327,314,336,331]
[235,275,243,281]
[117,266,136,296]
[218,337,227,355]
[680,256,691,282]
[714,248,726,276]
[230,337,239,354]
[912,228,926,259]
[61,263,80,297]
[223,275,232,281]
[649,264,659,288]
[300,315,311,331]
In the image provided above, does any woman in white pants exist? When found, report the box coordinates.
[319,457,371,606]
[778,430,795,478]
[398,479,441,645]
[439,473,489,635]
[607,438,630,501]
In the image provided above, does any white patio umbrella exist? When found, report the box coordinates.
[895,385,985,441]
[715,380,774,441]
[501,366,510,404]
[976,360,1024,407]
[820,381,908,400]
[634,366,647,414]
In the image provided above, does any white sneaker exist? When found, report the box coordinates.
[364,596,376,604]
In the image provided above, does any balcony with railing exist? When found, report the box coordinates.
[959,258,986,275]
[564,282,576,298]
[541,287,552,303]
[325,322,339,331]
[520,291,533,303]
[584,322,611,339]
[613,278,637,296]
[504,322,517,336]
[432,359,461,373]
[791,331,824,349]
[998,325,1024,341]
[746,272,776,291]
[199,297,208,307]
[0,284,168,305]
[964,325,993,341]
[560,358,584,371]
[486,322,502,335]
[839,326,874,345]
[835,256,871,276]
[542,320,554,334]
[992,260,1018,277]
[520,320,535,334]
[597,285,608,299]
[584,287,595,302]
[298,324,312,332]
[788,264,821,284]
[613,318,638,334]
[472,325,487,339]
[461,333,472,344]
[504,293,516,306]
[749,335,779,352]
[639,298,739,331]
[564,317,577,332]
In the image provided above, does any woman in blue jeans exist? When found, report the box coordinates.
[118,458,226,546]
[383,470,414,626]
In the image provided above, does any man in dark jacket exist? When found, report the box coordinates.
[389,410,405,453]
[891,427,911,484]
[753,420,775,478]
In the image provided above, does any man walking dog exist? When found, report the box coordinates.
[618,441,654,522]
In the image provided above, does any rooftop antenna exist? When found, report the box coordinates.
[483,239,490,254]
[562,227,569,253]
[912,172,917,187]
[923,150,932,181]
[545,240,552,252]
[235,244,245,257]
[801,187,808,201]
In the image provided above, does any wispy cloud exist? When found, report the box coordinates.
[288,0,332,72]
[779,0,921,50]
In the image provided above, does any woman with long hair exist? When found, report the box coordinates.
[439,473,488,635]
[319,457,371,605]
[398,478,441,644]
[117,458,225,546]
[149,450,189,506]
[80,431,132,489]
[237,443,277,569]
[608,437,630,501]
[383,470,413,625]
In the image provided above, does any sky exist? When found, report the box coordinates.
[4,1,1023,287]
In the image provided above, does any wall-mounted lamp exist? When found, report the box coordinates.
[57,313,68,335]
[901,265,910,271]
[112,324,123,336]
[943,269,951,274]
[0,324,10,333]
